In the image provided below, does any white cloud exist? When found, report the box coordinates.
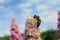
[22,9,33,14]
[19,24,25,33]
[39,11,57,24]
[0,32,4,36]
[17,2,33,19]
[0,29,10,37]
[46,0,60,6]
[21,13,31,19]
[0,0,11,3]
[36,5,49,11]
[0,0,5,3]
[27,0,39,4]
[17,2,33,18]
[25,0,60,6]
[27,0,44,4]
[18,2,32,9]
[37,10,58,32]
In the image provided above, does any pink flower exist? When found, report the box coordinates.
[10,16,23,40]
[57,10,60,38]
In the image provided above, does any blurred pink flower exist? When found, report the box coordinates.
[10,16,23,40]
[57,10,60,38]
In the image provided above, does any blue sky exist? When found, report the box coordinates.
[0,0,60,36]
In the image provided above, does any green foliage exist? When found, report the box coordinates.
[0,30,58,40]
[41,29,58,40]
[0,35,9,40]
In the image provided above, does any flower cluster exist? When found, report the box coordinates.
[10,17,23,40]
[57,10,60,38]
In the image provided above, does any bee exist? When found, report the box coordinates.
[33,15,41,28]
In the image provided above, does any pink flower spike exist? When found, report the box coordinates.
[10,16,23,40]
